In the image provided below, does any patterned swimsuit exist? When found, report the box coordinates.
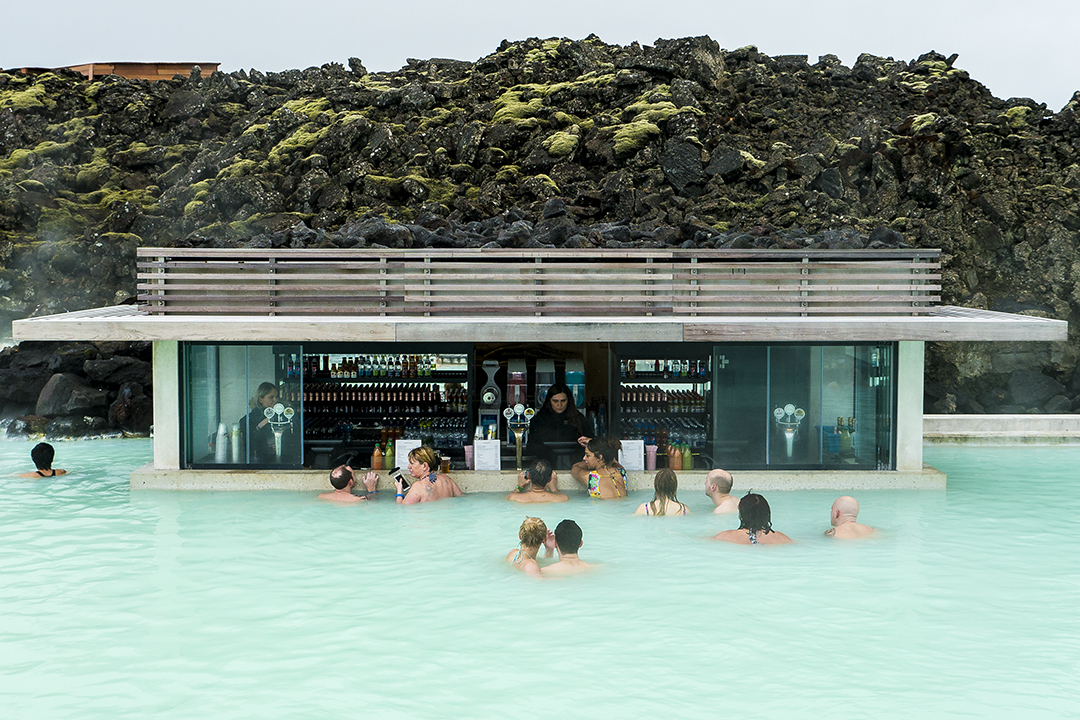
[587,467,627,498]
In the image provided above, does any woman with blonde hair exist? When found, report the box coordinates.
[394,445,463,504]
[504,517,551,577]
[634,468,690,516]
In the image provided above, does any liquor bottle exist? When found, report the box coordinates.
[682,441,693,471]
[628,359,636,379]
[372,443,384,470]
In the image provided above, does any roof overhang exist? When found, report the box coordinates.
[11,305,1069,343]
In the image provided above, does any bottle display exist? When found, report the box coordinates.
[298,352,471,467]
[616,353,712,471]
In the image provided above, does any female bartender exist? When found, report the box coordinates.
[525,382,588,465]
[243,382,281,463]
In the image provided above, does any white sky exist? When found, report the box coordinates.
[5,0,1078,110]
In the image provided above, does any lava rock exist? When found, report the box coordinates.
[35,373,109,417]
[1006,370,1067,408]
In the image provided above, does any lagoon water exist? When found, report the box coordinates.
[2,439,1078,719]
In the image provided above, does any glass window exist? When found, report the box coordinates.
[709,343,895,470]
[183,344,303,468]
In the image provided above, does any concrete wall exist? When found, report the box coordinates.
[895,341,925,471]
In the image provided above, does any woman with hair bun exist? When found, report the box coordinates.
[504,517,552,576]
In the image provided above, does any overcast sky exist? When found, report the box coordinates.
[5,0,1077,110]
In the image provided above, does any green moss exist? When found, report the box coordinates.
[419,107,456,130]
[0,84,56,112]
[242,123,268,136]
[529,174,559,191]
[184,199,204,215]
[612,121,660,154]
[918,60,948,75]
[495,165,521,182]
[0,148,36,171]
[524,39,562,64]
[403,174,456,204]
[46,115,100,142]
[267,123,332,170]
[712,221,731,232]
[542,130,579,157]
[493,89,544,123]
[1001,106,1031,130]
[95,186,158,209]
[900,80,930,92]
[216,102,247,117]
[738,150,766,171]
[217,159,259,178]
[276,97,332,119]
[465,186,480,200]
[189,180,212,201]
[910,112,938,134]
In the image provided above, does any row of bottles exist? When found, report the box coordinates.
[302,383,467,415]
[620,358,710,379]
[620,417,709,449]
[300,354,469,380]
[620,386,707,414]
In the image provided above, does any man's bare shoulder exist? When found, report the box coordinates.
[713,498,738,514]
[542,560,593,576]
[318,492,364,503]
[831,523,876,539]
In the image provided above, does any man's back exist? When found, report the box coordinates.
[827,522,875,538]
[542,557,592,576]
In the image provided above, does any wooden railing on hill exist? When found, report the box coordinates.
[135,247,941,317]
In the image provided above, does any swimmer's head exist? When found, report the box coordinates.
[329,465,354,490]
[528,459,553,489]
[831,496,860,525]
[518,517,547,549]
[706,468,733,495]
[408,446,440,474]
[554,519,582,555]
[31,442,55,470]
[653,468,679,499]
[738,493,774,534]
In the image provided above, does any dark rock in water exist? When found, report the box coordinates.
[83,356,152,388]
[0,367,54,403]
[50,343,100,374]
[1006,370,1066,408]
[45,415,110,439]
[35,373,108,417]
[108,381,153,433]
[977,388,1008,411]
[7,415,49,438]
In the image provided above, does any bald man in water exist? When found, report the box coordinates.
[825,496,876,538]
[705,468,738,514]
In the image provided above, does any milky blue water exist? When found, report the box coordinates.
[1,439,1078,719]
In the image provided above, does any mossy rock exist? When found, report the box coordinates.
[493,89,543,124]
[276,97,332,119]
[542,130,579,157]
[910,113,939,134]
[217,159,259,179]
[612,121,660,155]
[1001,106,1031,130]
[0,83,56,112]
[268,123,333,170]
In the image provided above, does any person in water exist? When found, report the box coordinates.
[394,446,463,504]
[318,464,379,503]
[635,468,690,516]
[525,382,589,464]
[714,493,792,545]
[541,519,593,576]
[507,459,568,504]
[570,437,627,499]
[505,516,548,577]
[18,443,67,478]
[705,468,738,514]
[825,496,876,538]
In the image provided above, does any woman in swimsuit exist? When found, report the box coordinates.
[504,516,551,577]
[571,437,627,499]
[714,493,792,545]
[395,445,464,504]
[18,443,68,478]
[635,468,690,516]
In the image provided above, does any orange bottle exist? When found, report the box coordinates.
[668,444,682,470]
[372,444,384,470]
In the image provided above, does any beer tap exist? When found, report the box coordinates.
[772,403,805,459]
[264,402,295,462]
[504,403,535,471]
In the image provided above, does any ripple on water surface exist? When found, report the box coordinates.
[1,440,1078,719]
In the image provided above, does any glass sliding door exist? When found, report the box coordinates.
[182,343,303,468]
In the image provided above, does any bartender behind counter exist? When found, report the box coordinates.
[242,381,297,464]
[526,382,589,467]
